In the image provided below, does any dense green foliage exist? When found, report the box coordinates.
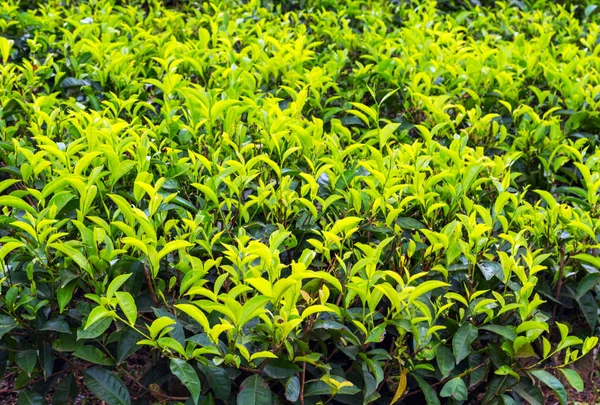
[1,0,600,404]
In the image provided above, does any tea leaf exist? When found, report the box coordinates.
[453,323,478,364]
[74,345,115,366]
[0,196,36,215]
[170,358,201,405]
[83,368,131,405]
[560,368,584,392]
[17,390,45,405]
[237,375,272,405]
[115,292,137,326]
[436,345,455,378]
[413,375,441,405]
[285,376,301,402]
[480,325,517,341]
[440,377,467,401]
[198,363,231,400]
[577,273,600,299]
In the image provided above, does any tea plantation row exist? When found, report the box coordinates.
[1,0,600,404]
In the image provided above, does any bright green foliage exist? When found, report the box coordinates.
[1,0,600,404]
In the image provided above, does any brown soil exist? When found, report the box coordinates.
[0,349,156,405]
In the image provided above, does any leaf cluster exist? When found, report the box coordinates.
[1,0,600,404]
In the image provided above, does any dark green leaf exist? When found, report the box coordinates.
[529,370,567,405]
[52,332,83,352]
[77,317,111,340]
[285,376,300,402]
[304,376,358,398]
[436,344,455,378]
[263,358,302,379]
[488,344,510,368]
[469,353,487,388]
[141,359,170,387]
[170,358,201,405]
[502,394,517,405]
[577,292,598,331]
[513,381,544,405]
[61,77,91,88]
[396,217,426,230]
[576,273,600,299]
[361,362,378,398]
[74,345,115,366]
[413,375,440,405]
[482,376,515,404]
[453,323,478,364]
[16,350,37,376]
[440,377,467,401]
[53,373,79,405]
[17,390,45,405]
[41,343,54,380]
[83,367,131,405]
[303,381,340,396]
[480,324,517,341]
[237,375,272,405]
[40,319,72,334]
[197,363,231,401]
[117,328,142,363]
[0,314,17,339]
[478,261,503,281]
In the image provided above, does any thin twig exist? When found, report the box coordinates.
[143,263,159,305]
[551,244,566,323]
[300,362,307,405]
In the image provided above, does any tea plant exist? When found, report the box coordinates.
[1,0,600,404]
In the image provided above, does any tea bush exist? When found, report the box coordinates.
[1,0,600,404]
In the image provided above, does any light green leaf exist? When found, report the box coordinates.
[0,195,36,214]
[115,292,137,326]
[239,295,270,327]
[49,242,92,275]
[158,240,193,261]
[379,122,400,147]
[175,304,210,332]
[84,306,115,330]
[149,317,176,339]
[192,183,219,207]
[408,280,449,304]
[106,273,132,300]
[560,368,584,392]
